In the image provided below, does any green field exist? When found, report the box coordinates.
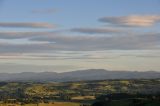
[0,102,80,106]
[0,79,160,106]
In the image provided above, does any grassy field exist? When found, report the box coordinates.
[71,96,95,100]
[0,102,80,106]
[0,79,160,106]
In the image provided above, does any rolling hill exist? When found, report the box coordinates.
[0,69,159,82]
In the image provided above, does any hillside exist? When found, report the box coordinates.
[0,69,159,82]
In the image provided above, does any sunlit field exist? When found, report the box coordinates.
[0,102,80,106]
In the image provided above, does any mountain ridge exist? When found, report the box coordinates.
[0,69,159,82]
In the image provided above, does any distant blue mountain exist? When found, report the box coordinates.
[0,69,159,82]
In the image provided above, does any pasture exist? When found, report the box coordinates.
[0,102,80,106]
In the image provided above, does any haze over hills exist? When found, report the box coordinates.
[0,69,159,82]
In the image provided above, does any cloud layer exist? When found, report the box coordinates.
[71,27,125,34]
[0,22,55,28]
[99,15,160,27]
[29,32,160,51]
[0,15,159,54]
[0,31,54,39]
[0,30,159,54]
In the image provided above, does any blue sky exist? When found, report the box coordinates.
[0,0,160,73]
[1,0,160,29]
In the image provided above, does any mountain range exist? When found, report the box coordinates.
[0,69,159,82]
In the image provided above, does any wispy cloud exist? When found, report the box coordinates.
[0,43,54,54]
[29,32,160,51]
[71,27,125,34]
[99,15,160,27]
[0,31,55,39]
[0,31,159,54]
[0,22,55,28]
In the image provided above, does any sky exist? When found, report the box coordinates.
[0,0,160,73]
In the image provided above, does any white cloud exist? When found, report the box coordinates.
[99,15,160,27]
